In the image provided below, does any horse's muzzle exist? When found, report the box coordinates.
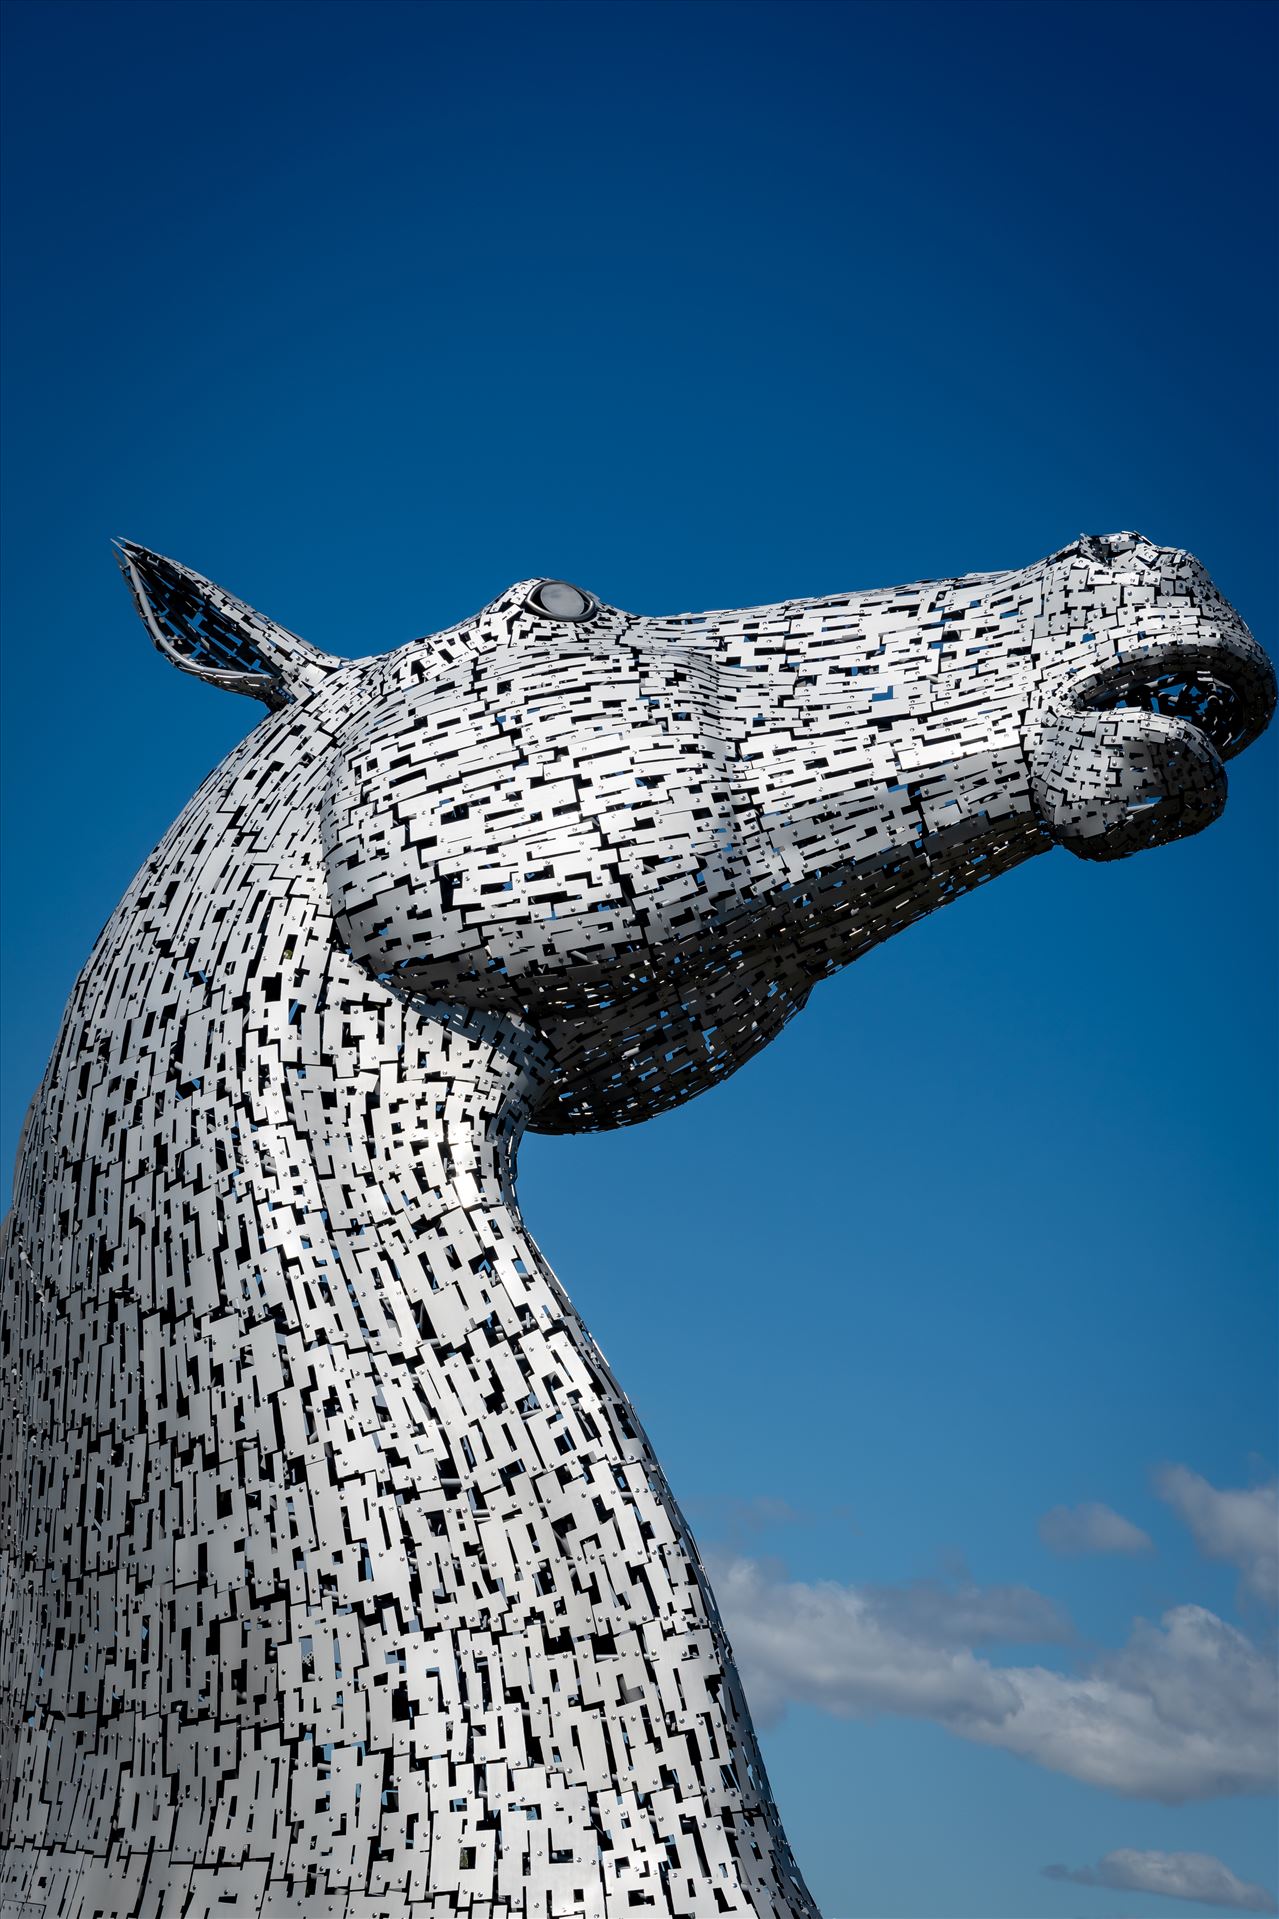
[1024,618,1275,861]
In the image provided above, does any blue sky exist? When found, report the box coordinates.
[1,3,1275,1914]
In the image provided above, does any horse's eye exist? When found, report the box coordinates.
[529,580,596,621]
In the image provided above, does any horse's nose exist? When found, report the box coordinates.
[1064,578,1274,764]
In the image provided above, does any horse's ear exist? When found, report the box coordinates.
[116,541,342,711]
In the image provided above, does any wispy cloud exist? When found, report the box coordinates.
[1044,1847,1277,1912]
[1039,1500,1153,1557]
[1156,1466,1278,1607]
[684,1493,816,1554]
[717,1494,810,1534]
[855,1574,1071,1648]
[713,1555,1277,1802]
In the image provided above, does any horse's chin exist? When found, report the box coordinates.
[1025,706,1226,862]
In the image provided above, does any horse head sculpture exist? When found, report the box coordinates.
[131,527,1275,1131]
[1,533,1271,1916]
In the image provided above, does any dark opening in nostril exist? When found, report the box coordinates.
[1071,632,1276,763]
[1081,669,1257,758]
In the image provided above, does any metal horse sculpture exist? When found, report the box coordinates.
[2,533,1272,1916]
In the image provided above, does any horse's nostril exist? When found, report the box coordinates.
[1070,530,1151,567]
[1080,668,1262,759]
[1069,634,1276,763]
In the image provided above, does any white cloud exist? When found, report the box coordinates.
[1039,1500,1153,1557]
[1044,1847,1277,1912]
[713,1555,1277,1803]
[1157,1466,1278,1607]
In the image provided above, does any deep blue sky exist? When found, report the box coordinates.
[2,4,1275,1914]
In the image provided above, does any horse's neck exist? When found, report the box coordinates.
[2,717,813,1908]
[9,696,633,1581]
